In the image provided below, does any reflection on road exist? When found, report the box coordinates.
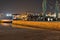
[0,23,43,30]
[12,24,45,30]
[0,23,46,34]
[0,23,22,32]
[0,23,60,32]
[0,23,60,40]
[0,23,12,27]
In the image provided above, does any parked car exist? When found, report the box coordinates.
[0,16,13,23]
[45,16,56,21]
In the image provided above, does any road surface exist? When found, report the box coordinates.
[0,23,60,40]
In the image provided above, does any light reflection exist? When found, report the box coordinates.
[0,23,11,26]
[12,24,43,30]
[0,23,44,30]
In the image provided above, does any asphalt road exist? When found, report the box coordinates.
[0,23,60,40]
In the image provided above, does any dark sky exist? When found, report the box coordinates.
[0,0,42,13]
[0,0,60,13]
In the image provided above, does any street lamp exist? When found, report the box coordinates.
[42,0,47,21]
[55,0,59,21]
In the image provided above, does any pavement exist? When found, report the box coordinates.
[0,23,60,40]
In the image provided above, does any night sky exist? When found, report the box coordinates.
[0,0,60,14]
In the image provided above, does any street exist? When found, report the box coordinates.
[0,23,60,40]
[0,0,60,40]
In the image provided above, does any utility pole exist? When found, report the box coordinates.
[55,0,59,20]
[42,0,47,21]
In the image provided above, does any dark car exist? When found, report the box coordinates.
[45,16,56,21]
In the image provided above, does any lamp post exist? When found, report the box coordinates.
[42,0,47,21]
[55,0,59,21]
